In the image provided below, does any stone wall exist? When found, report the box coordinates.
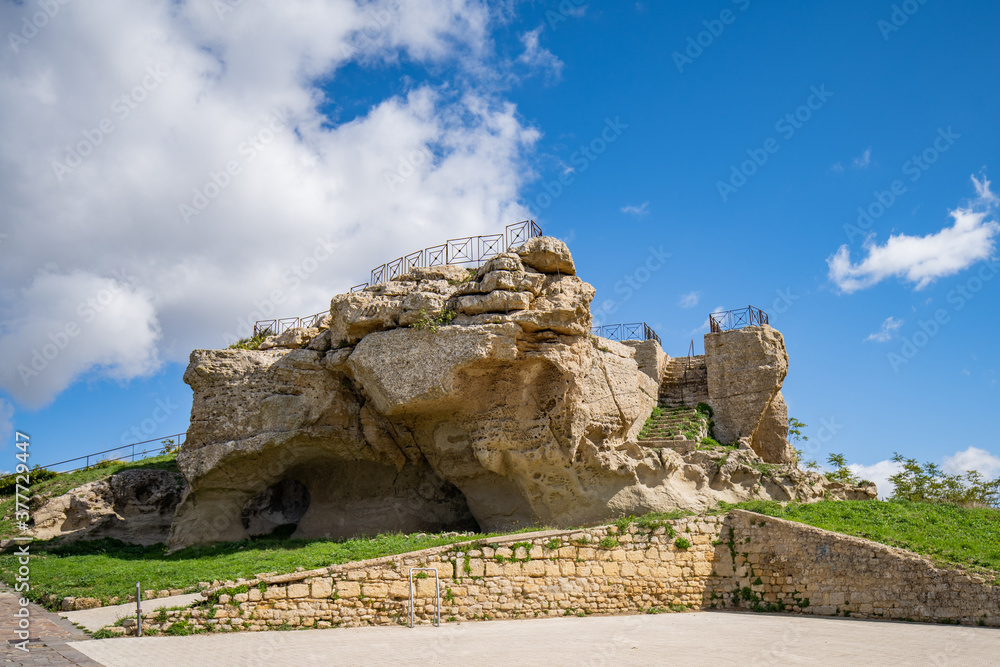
[132,516,725,634]
[710,510,1000,626]
[622,339,667,386]
[123,510,1000,636]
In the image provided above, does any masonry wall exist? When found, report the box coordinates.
[124,510,1000,636]
[134,516,725,634]
[709,510,1000,626]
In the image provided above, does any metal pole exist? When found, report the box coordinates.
[136,582,142,637]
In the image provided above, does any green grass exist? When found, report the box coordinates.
[0,454,180,539]
[732,500,1000,577]
[0,527,542,608]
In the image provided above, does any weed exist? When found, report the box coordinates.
[674,537,691,550]
[598,537,619,549]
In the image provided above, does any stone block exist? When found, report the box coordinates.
[336,581,361,598]
[311,579,333,599]
[287,584,309,599]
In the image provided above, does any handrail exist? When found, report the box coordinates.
[38,432,187,473]
[709,306,769,333]
[354,219,541,292]
[256,220,543,336]
[253,311,327,338]
[590,322,662,346]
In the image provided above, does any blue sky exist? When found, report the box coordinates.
[2,1,999,492]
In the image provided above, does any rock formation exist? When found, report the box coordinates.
[163,237,872,549]
[30,469,183,545]
[705,325,794,463]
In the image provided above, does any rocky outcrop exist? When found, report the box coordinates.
[30,469,183,545]
[705,325,793,463]
[169,238,862,549]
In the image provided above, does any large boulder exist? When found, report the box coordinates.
[704,325,793,463]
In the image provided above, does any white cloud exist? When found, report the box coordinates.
[678,291,701,309]
[942,446,1000,478]
[830,162,844,173]
[621,201,649,217]
[828,175,1000,293]
[517,26,563,81]
[865,316,904,342]
[848,460,903,499]
[852,147,872,170]
[0,1,541,408]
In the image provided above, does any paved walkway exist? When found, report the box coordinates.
[67,611,1000,666]
[0,584,99,666]
[60,593,203,633]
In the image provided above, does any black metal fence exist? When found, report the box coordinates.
[350,219,542,292]
[39,433,187,474]
[709,306,769,333]
[591,322,662,346]
[255,220,542,336]
[254,311,327,338]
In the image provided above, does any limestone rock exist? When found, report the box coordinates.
[31,469,184,545]
[514,237,575,275]
[705,325,792,463]
[260,327,319,350]
[167,238,852,549]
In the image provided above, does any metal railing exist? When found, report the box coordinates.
[256,220,542,336]
[351,220,542,292]
[709,306,769,333]
[590,322,662,346]
[254,311,327,338]
[38,433,187,474]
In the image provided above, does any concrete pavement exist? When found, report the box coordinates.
[59,593,203,633]
[67,611,1000,666]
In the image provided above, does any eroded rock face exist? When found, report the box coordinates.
[168,238,851,549]
[705,325,793,463]
[31,469,183,546]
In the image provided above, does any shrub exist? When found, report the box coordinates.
[674,537,691,550]
[0,466,59,497]
[228,334,268,350]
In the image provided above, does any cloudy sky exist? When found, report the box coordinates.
[2,1,999,494]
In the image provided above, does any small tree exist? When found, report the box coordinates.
[160,438,178,455]
[826,453,861,485]
[789,417,818,470]
[889,452,1000,507]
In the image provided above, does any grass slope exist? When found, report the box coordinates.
[0,454,180,539]
[0,529,539,607]
[733,500,1000,579]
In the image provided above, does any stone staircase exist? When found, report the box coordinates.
[637,406,709,452]
[658,355,709,408]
